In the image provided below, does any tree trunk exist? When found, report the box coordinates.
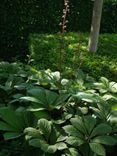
[88,0,103,52]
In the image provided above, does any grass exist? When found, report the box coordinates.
[29,32,117,81]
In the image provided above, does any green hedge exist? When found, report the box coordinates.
[0,0,117,60]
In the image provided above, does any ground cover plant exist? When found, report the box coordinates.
[0,62,117,156]
[29,33,117,81]
[0,0,117,155]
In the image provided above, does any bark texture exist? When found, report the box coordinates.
[88,0,103,52]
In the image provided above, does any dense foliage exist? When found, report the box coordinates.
[0,0,117,60]
[0,62,117,156]
[29,33,117,81]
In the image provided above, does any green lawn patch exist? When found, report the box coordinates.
[29,32,117,81]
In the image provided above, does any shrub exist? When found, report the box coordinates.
[0,64,117,155]
[29,33,117,81]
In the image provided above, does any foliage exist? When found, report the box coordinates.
[0,0,117,61]
[0,62,117,155]
[29,33,117,81]
[24,118,67,155]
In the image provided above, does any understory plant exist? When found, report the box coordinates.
[0,63,117,156]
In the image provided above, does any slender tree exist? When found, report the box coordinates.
[88,0,103,52]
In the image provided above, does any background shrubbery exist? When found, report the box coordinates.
[29,33,117,81]
[0,0,117,60]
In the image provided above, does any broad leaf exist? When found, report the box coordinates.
[92,136,117,145]
[66,136,84,146]
[37,119,51,140]
[0,107,23,131]
[91,123,112,137]
[70,117,86,134]
[29,139,57,153]
[24,127,42,139]
[63,125,84,139]
[0,121,16,131]
[56,142,67,150]
[68,148,81,156]
[73,92,100,103]
[29,138,46,148]
[4,132,22,140]
[20,96,42,104]
[83,116,96,134]
[89,143,105,156]
[46,145,57,153]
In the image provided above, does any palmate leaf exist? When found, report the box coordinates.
[22,87,69,110]
[92,135,117,145]
[90,123,112,137]
[27,88,58,105]
[0,121,16,131]
[0,107,34,140]
[0,107,23,131]
[89,143,105,156]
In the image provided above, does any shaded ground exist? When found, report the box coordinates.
[29,32,117,81]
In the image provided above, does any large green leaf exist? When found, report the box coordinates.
[83,116,96,135]
[109,82,117,93]
[46,144,57,153]
[109,110,117,123]
[3,132,22,140]
[0,107,34,140]
[70,117,86,134]
[63,125,84,139]
[29,139,57,153]
[89,143,105,156]
[33,110,50,119]
[92,136,117,145]
[0,121,16,131]
[73,92,100,103]
[29,138,46,148]
[91,123,112,137]
[55,94,70,106]
[66,136,84,146]
[68,148,81,156]
[44,89,59,105]
[28,88,58,105]
[0,107,23,131]
[20,96,43,105]
[24,127,42,139]
[56,142,67,150]
[21,88,69,110]
[37,119,51,140]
